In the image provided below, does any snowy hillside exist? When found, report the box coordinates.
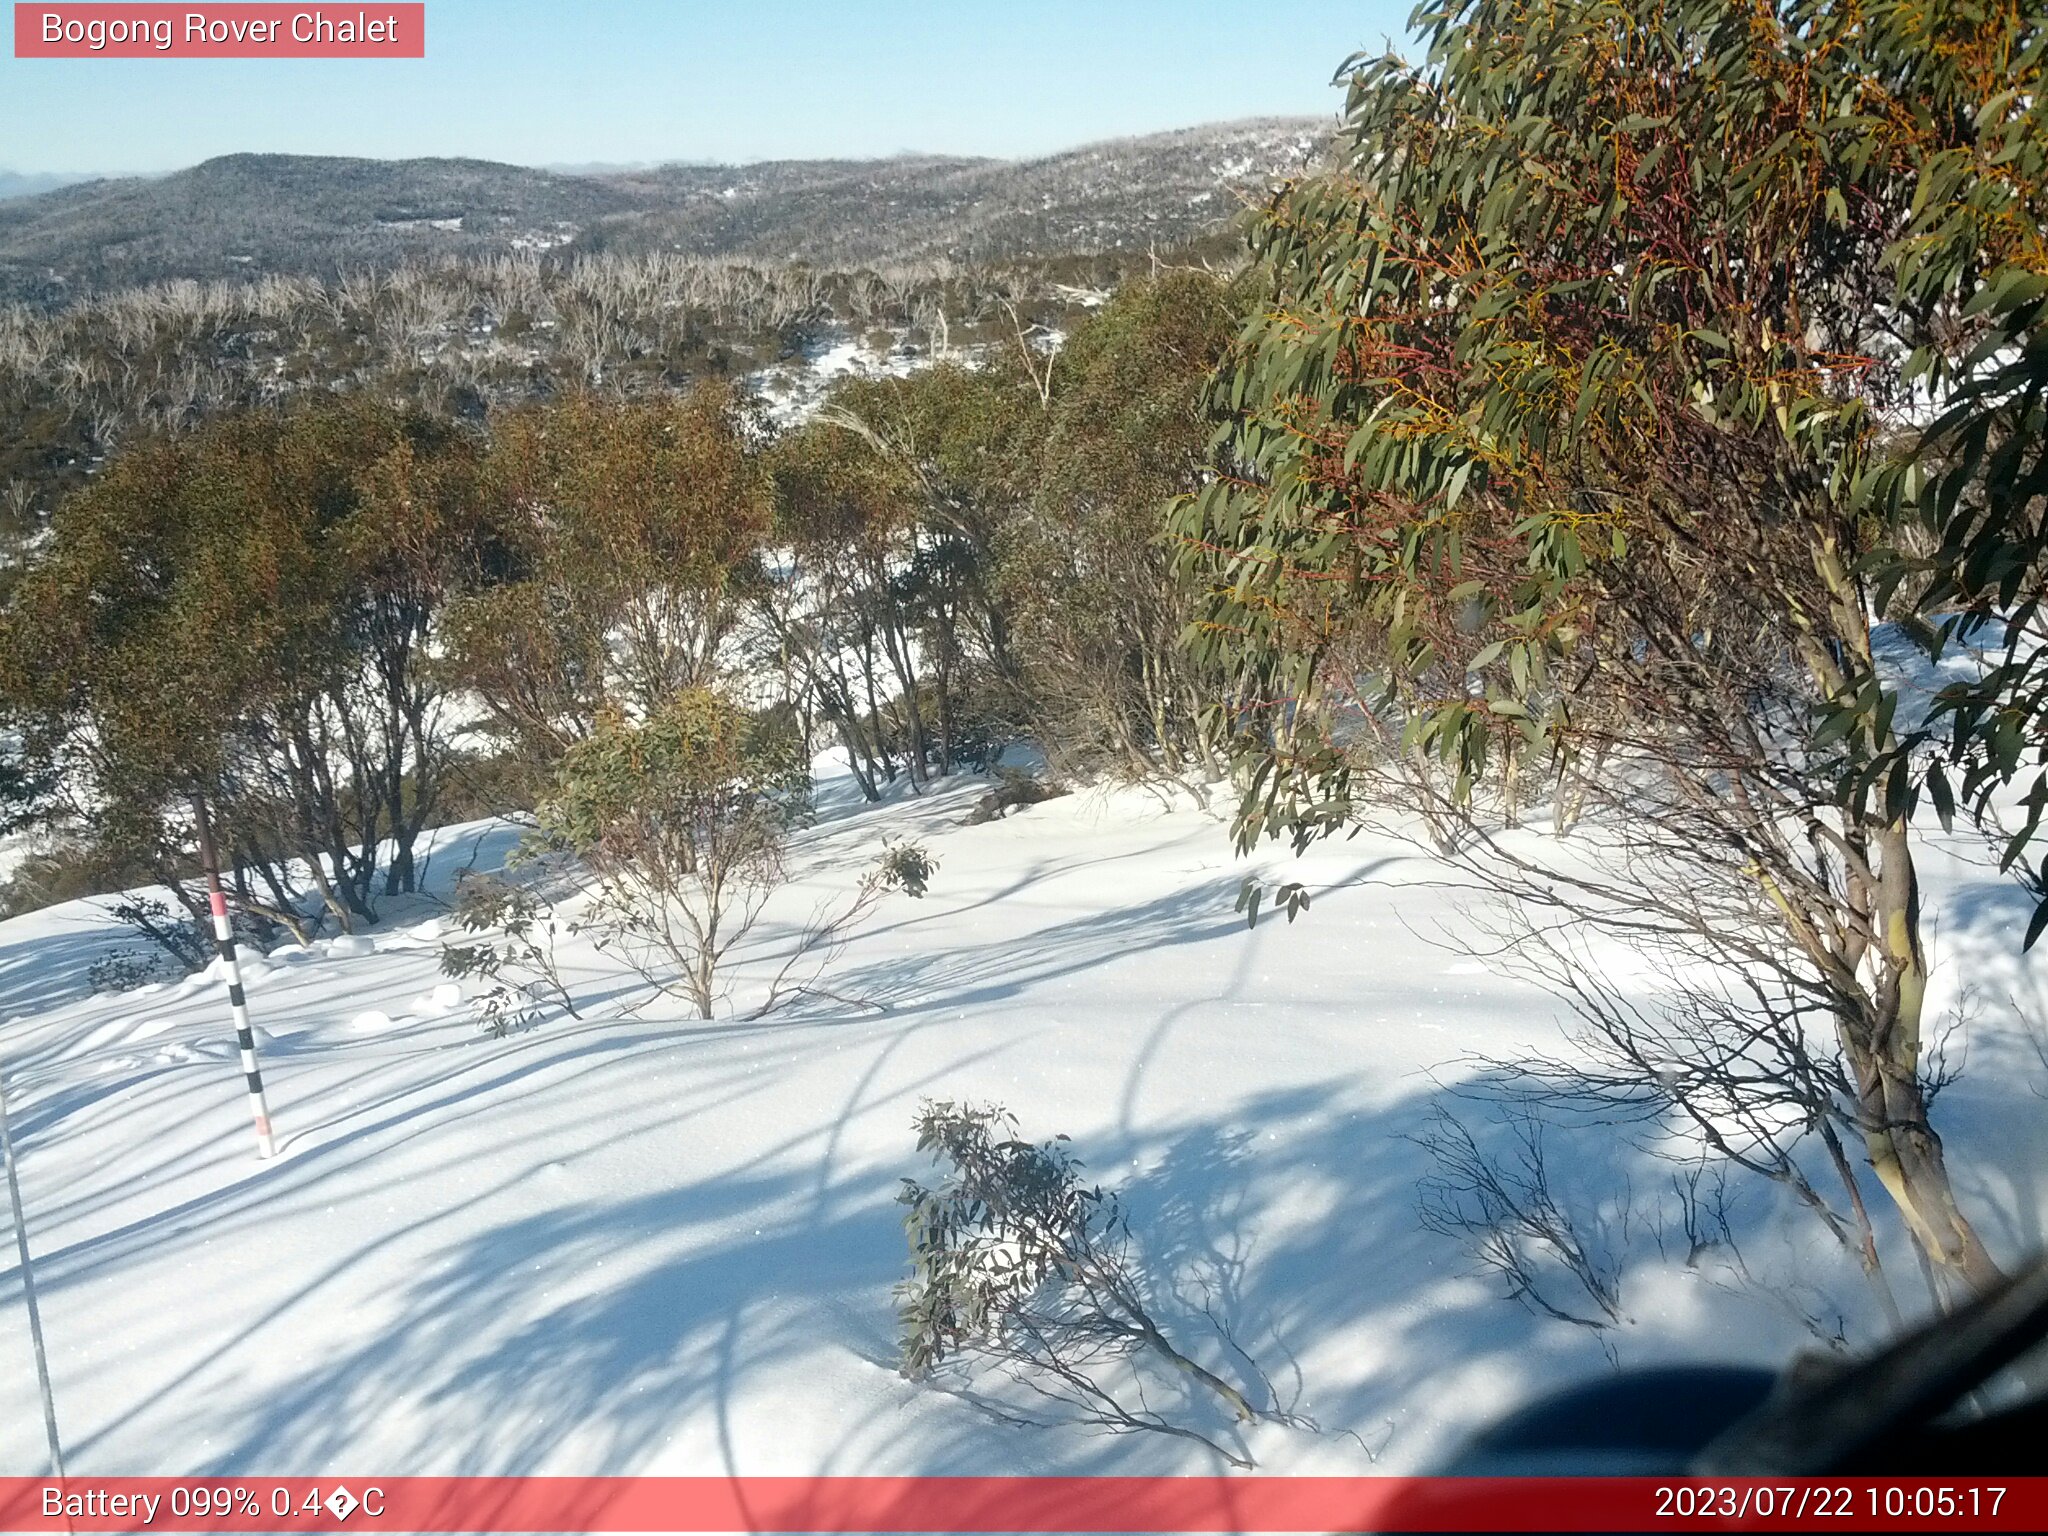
[0,119,1329,303]
[2,758,2042,1477]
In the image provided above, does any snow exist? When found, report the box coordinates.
[0,757,2042,1477]
[0,831,33,884]
[747,328,922,427]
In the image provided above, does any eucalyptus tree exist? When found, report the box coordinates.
[442,382,773,787]
[2,399,492,938]
[1175,0,2043,1297]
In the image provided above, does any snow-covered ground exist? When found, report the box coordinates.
[0,760,2042,1477]
[748,330,923,428]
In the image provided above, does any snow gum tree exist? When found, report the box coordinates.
[1174,0,2043,1298]
[0,398,492,940]
[1000,271,1240,779]
[764,278,1247,792]
[808,363,1040,784]
[1852,12,2048,938]
[755,418,933,801]
[443,383,772,789]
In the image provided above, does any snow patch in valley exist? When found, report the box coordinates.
[747,327,923,427]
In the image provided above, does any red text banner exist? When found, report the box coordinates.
[14,5,424,58]
[0,1477,2042,1532]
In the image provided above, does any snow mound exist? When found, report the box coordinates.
[410,982,465,1017]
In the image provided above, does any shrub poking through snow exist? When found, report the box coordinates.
[104,894,212,975]
[89,893,282,991]
[87,946,184,994]
[873,840,936,899]
[896,1099,1265,1467]
[537,689,809,1020]
[440,871,580,1037]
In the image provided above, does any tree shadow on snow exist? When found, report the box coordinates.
[27,1069,1899,1482]
[4,850,1959,1485]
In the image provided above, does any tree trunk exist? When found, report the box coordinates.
[1846,819,2005,1298]
[384,843,415,898]
[1802,542,2005,1300]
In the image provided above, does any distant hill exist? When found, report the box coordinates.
[0,155,637,301]
[0,119,1332,303]
[0,170,100,203]
[590,119,1329,266]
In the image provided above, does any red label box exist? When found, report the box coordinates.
[0,1477,2045,1533]
[14,4,424,57]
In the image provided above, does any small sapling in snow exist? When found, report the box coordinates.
[440,871,579,1036]
[896,1099,1267,1467]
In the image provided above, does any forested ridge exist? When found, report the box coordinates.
[0,118,1326,303]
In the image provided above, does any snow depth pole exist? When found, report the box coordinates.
[193,795,277,1159]
[0,1061,65,1477]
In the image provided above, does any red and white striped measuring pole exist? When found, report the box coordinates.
[192,796,277,1159]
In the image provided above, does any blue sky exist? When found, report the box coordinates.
[3,2,1415,175]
